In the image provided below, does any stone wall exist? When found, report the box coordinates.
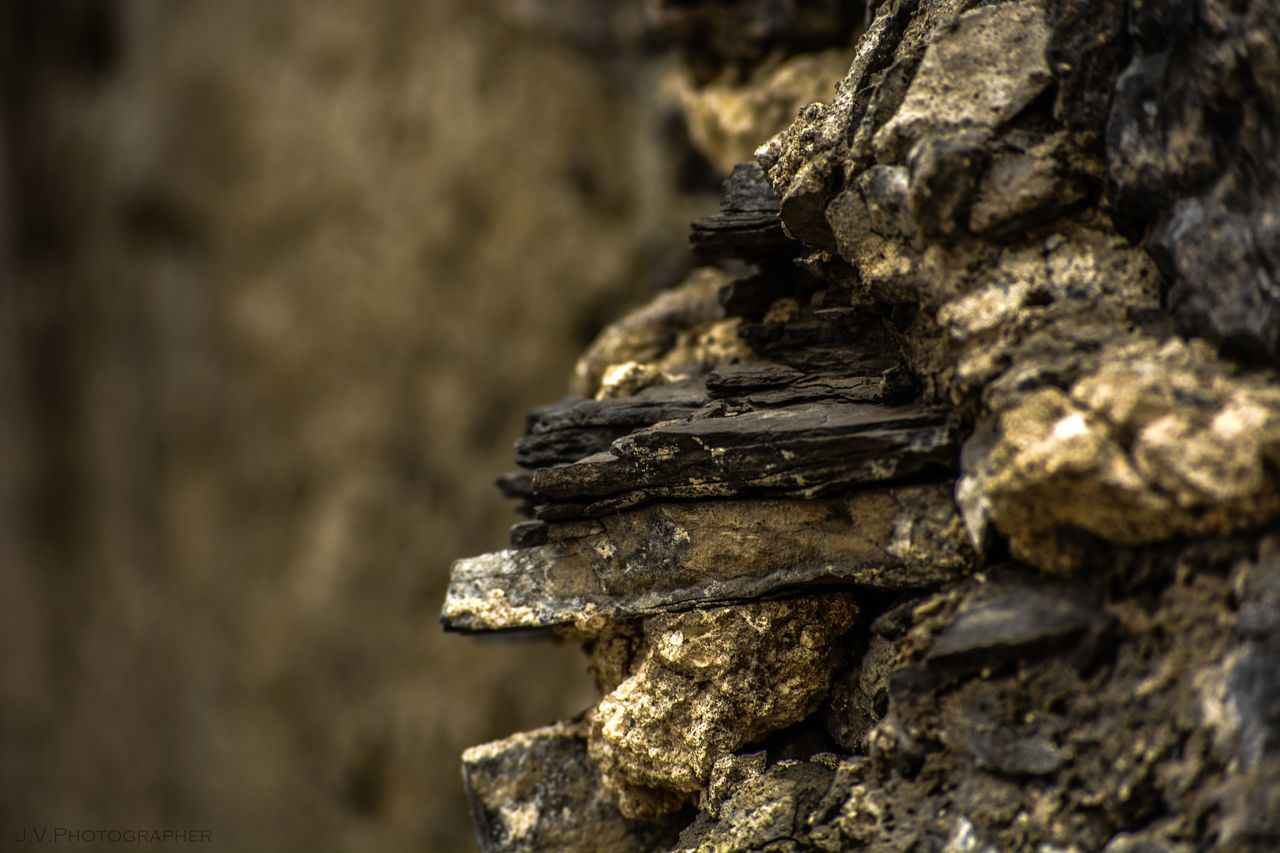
[446,1,1280,850]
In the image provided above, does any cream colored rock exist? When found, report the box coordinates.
[936,225,1162,399]
[673,50,853,175]
[572,267,749,399]
[597,361,673,400]
[965,339,1280,572]
[587,594,857,816]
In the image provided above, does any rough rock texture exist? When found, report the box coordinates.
[462,722,689,852]
[588,596,858,816]
[447,0,1280,850]
[443,483,971,632]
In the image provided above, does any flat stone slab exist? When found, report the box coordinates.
[515,383,711,470]
[442,482,974,632]
[532,401,956,520]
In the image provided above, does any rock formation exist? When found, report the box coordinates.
[445,1,1280,850]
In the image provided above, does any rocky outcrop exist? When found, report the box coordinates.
[445,1,1280,850]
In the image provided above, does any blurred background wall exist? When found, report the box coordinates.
[0,1,713,849]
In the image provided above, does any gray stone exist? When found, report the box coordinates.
[461,722,684,853]
[872,2,1053,162]
[531,400,956,520]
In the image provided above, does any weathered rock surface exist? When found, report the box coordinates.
[443,483,972,632]
[870,2,1053,163]
[447,0,1280,850]
[588,595,858,816]
[674,51,856,175]
[570,267,741,401]
[961,338,1280,572]
[462,721,688,852]
[646,0,863,84]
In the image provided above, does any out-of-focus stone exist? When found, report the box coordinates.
[645,0,861,84]
[1205,760,1280,850]
[941,680,1067,776]
[1106,0,1280,362]
[597,361,675,400]
[925,580,1108,671]
[1102,831,1194,853]
[1153,193,1280,363]
[673,50,853,176]
[587,595,857,815]
[689,162,796,263]
[823,633,895,753]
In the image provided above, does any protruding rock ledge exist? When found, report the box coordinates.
[442,482,974,633]
[531,401,956,521]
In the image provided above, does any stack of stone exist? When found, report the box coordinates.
[444,0,1280,850]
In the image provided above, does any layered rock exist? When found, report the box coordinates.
[445,0,1280,850]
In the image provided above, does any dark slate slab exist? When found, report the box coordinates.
[691,163,798,262]
[530,400,955,520]
[737,306,901,374]
[515,384,710,469]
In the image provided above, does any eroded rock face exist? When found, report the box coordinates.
[446,0,1280,849]
[752,0,1279,573]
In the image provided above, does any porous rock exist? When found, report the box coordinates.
[961,338,1280,572]
[871,2,1053,163]
[587,594,858,815]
